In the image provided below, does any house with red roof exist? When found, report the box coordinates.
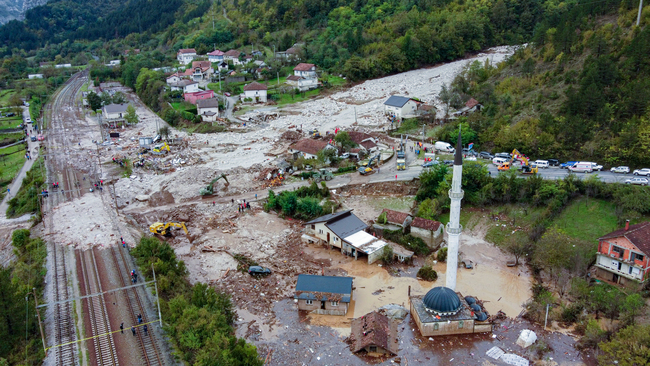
[350,311,399,357]
[241,82,268,103]
[177,49,197,65]
[288,63,319,91]
[190,60,213,82]
[184,90,215,104]
[207,49,225,63]
[289,138,336,160]
[595,221,650,285]
[224,49,242,65]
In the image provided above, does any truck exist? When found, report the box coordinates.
[434,141,455,154]
[396,135,406,170]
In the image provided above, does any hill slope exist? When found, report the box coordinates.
[0,0,48,25]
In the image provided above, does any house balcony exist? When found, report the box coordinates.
[594,262,645,282]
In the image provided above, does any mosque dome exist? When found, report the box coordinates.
[422,286,462,316]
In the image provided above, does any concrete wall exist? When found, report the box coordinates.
[298,299,348,315]
[411,302,477,337]
[308,222,343,249]
[596,254,645,282]
[297,299,321,311]
[362,346,392,357]
[243,90,267,103]
[410,226,443,249]
[368,250,382,265]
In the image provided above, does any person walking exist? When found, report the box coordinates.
[143,324,148,336]
[131,326,136,336]
[255,193,257,200]
[120,323,124,334]
[138,314,142,324]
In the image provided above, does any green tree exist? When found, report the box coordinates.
[502,235,531,266]
[87,91,102,111]
[124,104,138,124]
[599,324,650,366]
[334,131,357,150]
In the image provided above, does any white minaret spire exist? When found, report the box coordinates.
[445,128,464,290]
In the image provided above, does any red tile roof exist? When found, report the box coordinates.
[347,131,374,144]
[224,49,241,57]
[243,81,268,91]
[287,75,302,81]
[294,63,316,71]
[381,209,411,225]
[291,139,329,156]
[208,50,224,56]
[411,217,441,231]
[465,98,480,108]
[192,61,212,69]
[360,141,377,150]
[178,48,197,54]
[350,311,398,354]
[599,222,650,255]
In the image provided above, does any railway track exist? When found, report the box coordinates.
[109,245,164,366]
[50,243,78,366]
[78,249,119,366]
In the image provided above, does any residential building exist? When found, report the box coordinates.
[294,274,353,316]
[28,74,44,79]
[241,82,268,103]
[177,49,197,65]
[166,72,185,85]
[207,50,225,63]
[595,221,650,284]
[378,209,413,231]
[102,103,129,120]
[411,287,492,337]
[347,131,378,153]
[196,98,220,122]
[108,60,120,66]
[293,63,317,78]
[276,44,302,60]
[169,80,199,94]
[305,210,367,249]
[55,64,72,68]
[223,50,242,65]
[39,62,52,68]
[451,98,483,117]
[190,61,213,82]
[184,90,215,104]
[289,138,337,160]
[384,95,421,119]
[350,311,399,357]
[410,217,444,249]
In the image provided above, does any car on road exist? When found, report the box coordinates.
[25,117,31,123]
[547,159,560,166]
[422,160,439,168]
[611,166,630,174]
[633,168,650,176]
[30,136,37,142]
[625,177,649,186]
[479,151,494,159]
[534,160,549,169]
[6,112,15,117]
[248,266,271,275]
[495,152,511,159]
[461,148,478,156]
[561,161,578,169]
[37,134,44,141]
[224,92,231,97]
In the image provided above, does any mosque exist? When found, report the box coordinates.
[410,131,493,337]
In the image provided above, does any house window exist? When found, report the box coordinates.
[632,253,645,262]
[629,266,633,274]
[331,301,338,307]
[305,300,313,305]
[612,246,625,256]
[334,237,338,242]
[319,229,323,234]
[433,323,439,330]
[311,225,315,230]
[369,346,377,353]
[458,321,464,329]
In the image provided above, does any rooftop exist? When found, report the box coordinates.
[465,98,480,108]
[197,98,220,109]
[350,311,399,354]
[411,217,441,231]
[192,60,212,69]
[224,49,241,57]
[294,63,316,71]
[599,221,650,255]
[384,95,412,108]
[411,294,475,323]
[169,79,198,87]
[103,103,129,114]
[178,48,197,54]
[207,50,224,56]
[243,81,268,91]
[326,212,368,240]
[306,209,353,224]
[291,138,330,156]
[381,209,412,225]
[344,232,386,255]
[295,274,353,303]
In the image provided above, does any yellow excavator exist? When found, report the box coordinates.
[498,149,537,174]
[149,222,189,236]
[152,142,170,154]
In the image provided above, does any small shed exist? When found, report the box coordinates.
[350,311,399,357]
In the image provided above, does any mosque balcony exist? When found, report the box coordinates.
[445,223,463,235]
[448,189,464,200]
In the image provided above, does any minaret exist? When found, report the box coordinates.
[445,129,464,290]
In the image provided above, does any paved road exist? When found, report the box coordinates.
[484,164,643,184]
[0,106,41,219]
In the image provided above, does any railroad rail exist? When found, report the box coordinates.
[51,243,78,366]
[78,249,119,366]
[108,245,164,366]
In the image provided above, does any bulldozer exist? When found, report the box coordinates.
[149,222,189,236]
[152,142,170,155]
[308,129,321,139]
[199,173,229,196]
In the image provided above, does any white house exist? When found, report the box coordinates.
[207,50,225,63]
[223,50,242,65]
[102,103,129,120]
[177,49,197,65]
[293,63,317,78]
[55,64,72,68]
[165,72,184,85]
[305,210,368,250]
[289,138,337,160]
[108,60,120,66]
[28,74,44,79]
[196,98,220,122]
[383,95,421,118]
[169,80,199,94]
[241,81,268,103]
[190,61,213,82]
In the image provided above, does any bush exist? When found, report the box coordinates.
[560,303,583,323]
[377,211,387,224]
[437,247,448,262]
[417,266,438,281]
[382,229,430,255]
[379,245,394,264]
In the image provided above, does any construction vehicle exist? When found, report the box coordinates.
[149,222,189,236]
[396,135,406,170]
[359,153,380,168]
[200,173,229,196]
[358,166,373,175]
[152,142,170,155]
[133,158,146,168]
[312,169,333,182]
[308,129,321,139]
[498,149,538,174]
[521,162,538,175]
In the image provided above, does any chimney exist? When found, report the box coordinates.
[625,220,630,231]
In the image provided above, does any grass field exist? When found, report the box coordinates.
[0,89,15,107]
[0,143,28,182]
[367,196,415,212]
[0,117,23,129]
[484,204,548,246]
[550,198,618,243]
[170,102,197,113]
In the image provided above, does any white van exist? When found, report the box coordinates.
[535,160,549,169]
[434,141,455,154]
[576,161,603,171]
[492,157,508,166]
[569,162,593,173]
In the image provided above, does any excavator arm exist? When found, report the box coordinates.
[149,222,189,236]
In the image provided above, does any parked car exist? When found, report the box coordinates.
[611,166,630,174]
[224,92,231,97]
[479,151,494,159]
[561,161,578,169]
[422,161,439,168]
[248,266,271,275]
[434,141,455,153]
[25,117,31,123]
[547,159,560,166]
[569,162,593,173]
[495,152,511,159]
[30,136,37,142]
[37,134,44,141]
[534,160,549,169]
[461,148,478,156]
[633,168,650,176]
[625,177,649,186]
[492,157,508,166]
[340,152,350,159]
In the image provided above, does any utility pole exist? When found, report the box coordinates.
[277,71,280,87]
[354,107,357,123]
[152,264,163,327]
[637,0,644,26]
[29,289,47,354]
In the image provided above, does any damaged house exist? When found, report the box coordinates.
[375,209,443,249]
[350,311,399,357]
[294,274,353,316]
[289,138,337,160]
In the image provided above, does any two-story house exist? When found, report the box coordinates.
[207,50,225,63]
[595,221,650,285]
[223,50,242,65]
[177,49,197,65]
[190,61,213,82]
[384,95,422,119]
[169,79,199,94]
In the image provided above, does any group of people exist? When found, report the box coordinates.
[130,269,138,284]
[52,182,60,189]
[121,322,148,336]
[41,189,49,197]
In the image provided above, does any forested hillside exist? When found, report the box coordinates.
[432,1,650,166]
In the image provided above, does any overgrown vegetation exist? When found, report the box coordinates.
[131,237,262,366]
[417,266,438,281]
[6,157,45,219]
[0,230,47,365]
[264,181,332,220]
[382,228,430,256]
